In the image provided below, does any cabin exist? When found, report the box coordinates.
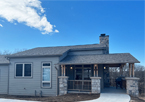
[0,34,140,97]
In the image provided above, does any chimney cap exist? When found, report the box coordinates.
[100,34,109,37]
[101,34,106,36]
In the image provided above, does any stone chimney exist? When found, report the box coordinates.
[99,34,109,53]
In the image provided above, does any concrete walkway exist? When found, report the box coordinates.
[81,87,130,102]
[0,98,39,102]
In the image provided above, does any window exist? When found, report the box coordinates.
[42,62,51,88]
[15,63,32,77]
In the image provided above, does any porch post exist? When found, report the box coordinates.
[61,65,64,76]
[120,65,122,76]
[96,64,98,77]
[129,63,131,77]
[125,63,139,97]
[58,65,69,95]
[91,64,101,94]
[64,65,66,76]
[90,77,101,94]
[132,63,134,77]
[125,77,139,97]
[94,65,96,77]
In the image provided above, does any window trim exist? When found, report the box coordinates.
[41,62,51,88]
[15,63,32,78]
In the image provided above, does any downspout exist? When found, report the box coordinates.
[6,57,10,95]
[55,66,58,96]
[8,65,9,95]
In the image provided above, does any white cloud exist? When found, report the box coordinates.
[54,29,59,33]
[0,24,3,27]
[54,25,56,27]
[0,0,58,34]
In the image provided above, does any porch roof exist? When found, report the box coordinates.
[58,53,140,65]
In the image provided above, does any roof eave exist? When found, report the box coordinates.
[56,61,140,65]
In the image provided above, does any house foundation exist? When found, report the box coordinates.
[125,77,140,97]
[90,77,101,94]
[58,76,69,95]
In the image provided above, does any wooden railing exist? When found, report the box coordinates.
[68,80,91,92]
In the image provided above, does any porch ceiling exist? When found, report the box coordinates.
[58,53,140,65]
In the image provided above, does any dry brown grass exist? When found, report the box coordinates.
[0,93,100,102]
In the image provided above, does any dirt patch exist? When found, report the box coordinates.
[0,93,100,102]
[130,95,145,102]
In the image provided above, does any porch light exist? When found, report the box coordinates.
[104,67,106,69]
[70,67,73,69]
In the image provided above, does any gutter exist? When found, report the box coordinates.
[7,63,10,95]
[0,63,10,65]
[55,66,59,96]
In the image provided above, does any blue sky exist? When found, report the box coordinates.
[0,0,144,66]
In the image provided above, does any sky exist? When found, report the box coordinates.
[0,0,144,66]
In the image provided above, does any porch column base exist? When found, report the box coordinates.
[125,77,140,97]
[90,77,101,94]
[58,76,69,95]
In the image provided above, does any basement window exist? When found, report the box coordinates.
[15,63,32,77]
[42,62,51,88]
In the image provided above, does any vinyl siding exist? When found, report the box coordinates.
[0,65,8,94]
[9,57,59,96]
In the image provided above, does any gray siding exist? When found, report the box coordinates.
[9,57,59,96]
[0,65,8,94]
[68,50,103,55]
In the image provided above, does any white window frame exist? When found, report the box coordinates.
[15,63,32,78]
[42,62,51,88]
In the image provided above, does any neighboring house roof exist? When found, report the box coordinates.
[6,44,106,58]
[0,55,9,64]
[58,53,140,65]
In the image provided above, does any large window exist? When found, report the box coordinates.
[42,62,51,88]
[15,63,32,77]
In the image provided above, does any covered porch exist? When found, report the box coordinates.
[57,53,140,96]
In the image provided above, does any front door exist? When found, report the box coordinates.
[75,68,82,80]
[83,68,91,80]
[75,67,91,80]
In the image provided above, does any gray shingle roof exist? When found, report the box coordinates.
[0,55,9,64]
[58,53,140,65]
[6,44,105,57]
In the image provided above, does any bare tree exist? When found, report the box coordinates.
[0,48,27,55]
[109,64,145,95]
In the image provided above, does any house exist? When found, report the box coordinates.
[0,34,140,97]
